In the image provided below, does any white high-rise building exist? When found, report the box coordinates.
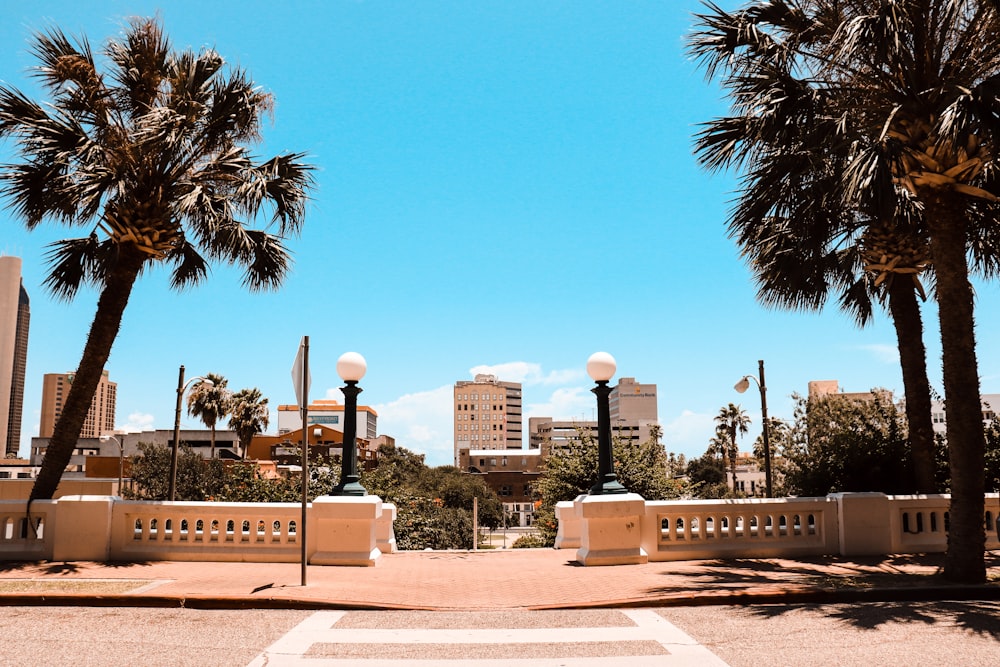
[0,256,30,457]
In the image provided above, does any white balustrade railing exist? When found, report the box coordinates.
[110,500,303,562]
[0,493,996,565]
[0,500,54,561]
[643,496,839,560]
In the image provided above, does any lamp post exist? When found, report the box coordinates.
[100,433,124,493]
[587,351,627,495]
[330,352,367,496]
[735,359,772,498]
[169,365,213,501]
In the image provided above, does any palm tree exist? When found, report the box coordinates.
[0,18,313,501]
[186,373,232,460]
[711,112,939,494]
[689,0,1000,582]
[714,403,751,489]
[229,387,270,459]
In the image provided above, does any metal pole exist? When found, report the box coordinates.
[759,359,773,498]
[473,496,479,550]
[169,365,185,502]
[331,381,366,495]
[590,380,626,495]
[117,438,124,493]
[300,336,309,587]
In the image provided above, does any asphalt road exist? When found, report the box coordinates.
[0,601,997,666]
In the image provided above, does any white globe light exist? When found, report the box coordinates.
[337,351,367,382]
[586,351,616,382]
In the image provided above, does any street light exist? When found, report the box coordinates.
[100,433,124,493]
[587,351,627,495]
[735,359,772,498]
[169,365,213,502]
[330,352,367,496]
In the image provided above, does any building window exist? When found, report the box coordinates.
[499,485,512,496]
[501,457,507,466]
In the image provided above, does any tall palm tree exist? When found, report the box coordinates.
[186,373,232,460]
[689,0,1000,583]
[710,106,939,494]
[229,387,270,459]
[0,18,313,501]
[714,403,751,489]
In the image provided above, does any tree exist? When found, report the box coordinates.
[714,403,750,488]
[688,0,1000,583]
[0,18,314,502]
[186,373,232,460]
[228,388,270,458]
[126,442,225,501]
[532,431,686,546]
[782,392,913,496]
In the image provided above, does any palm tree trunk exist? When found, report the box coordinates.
[210,425,216,460]
[30,250,146,501]
[926,197,986,584]
[886,278,937,493]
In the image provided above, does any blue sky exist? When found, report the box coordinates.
[3,1,999,466]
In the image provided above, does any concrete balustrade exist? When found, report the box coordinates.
[1,492,997,566]
[0,495,387,566]
[561,492,1000,565]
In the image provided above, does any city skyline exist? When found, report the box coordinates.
[3,1,1000,467]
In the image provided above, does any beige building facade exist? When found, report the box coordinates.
[453,374,523,465]
[39,370,117,439]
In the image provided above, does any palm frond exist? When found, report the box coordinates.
[42,234,113,300]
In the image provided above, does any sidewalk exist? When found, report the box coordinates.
[0,549,998,610]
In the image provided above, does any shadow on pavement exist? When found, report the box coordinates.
[748,600,1000,638]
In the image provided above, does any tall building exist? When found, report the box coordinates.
[453,373,523,465]
[39,370,117,439]
[1,256,29,457]
[529,377,660,449]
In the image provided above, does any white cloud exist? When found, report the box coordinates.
[859,343,900,365]
[117,411,156,433]
[661,410,715,460]
[468,361,585,387]
[524,386,594,422]
[371,385,454,467]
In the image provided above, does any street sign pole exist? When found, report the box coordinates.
[292,336,311,586]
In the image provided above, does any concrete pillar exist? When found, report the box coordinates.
[52,495,114,562]
[310,495,383,566]
[554,495,586,549]
[576,493,648,566]
[832,492,893,556]
[376,502,397,554]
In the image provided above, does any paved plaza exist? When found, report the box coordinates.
[0,548,998,610]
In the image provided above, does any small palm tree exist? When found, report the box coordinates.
[0,18,313,501]
[186,373,232,460]
[714,403,751,490]
[229,387,269,459]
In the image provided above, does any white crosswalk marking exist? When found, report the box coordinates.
[248,609,730,666]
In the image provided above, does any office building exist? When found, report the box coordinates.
[39,370,117,439]
[529,377,660,449]
[276,398,378,441]
[453,374,523,465]
[0,256,29,457]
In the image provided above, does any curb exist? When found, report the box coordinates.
[2,584,998,611]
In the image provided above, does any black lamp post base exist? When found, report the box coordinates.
[590,476,628,495]
[330,480,367,497]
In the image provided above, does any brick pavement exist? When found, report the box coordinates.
[0,549,998,610]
